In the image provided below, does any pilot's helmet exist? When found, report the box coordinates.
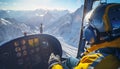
[83,3,120,46]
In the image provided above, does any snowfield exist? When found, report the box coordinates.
[60,40,77,57]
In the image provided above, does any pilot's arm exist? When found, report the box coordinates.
[48,53,79,69]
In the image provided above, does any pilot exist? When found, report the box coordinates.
[48,3,120,69]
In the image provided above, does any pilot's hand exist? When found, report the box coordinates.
[48,53,61,69]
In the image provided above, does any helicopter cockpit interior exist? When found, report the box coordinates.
[0,0,120,69]
[0,34,62,69]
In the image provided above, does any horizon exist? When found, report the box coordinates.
[0,0,84,12]
[0,0,120,12]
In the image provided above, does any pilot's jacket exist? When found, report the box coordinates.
[74,53,120,69]
[50,39,120,69]
[51,52,120,69]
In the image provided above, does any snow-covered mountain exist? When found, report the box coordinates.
[46,6,83,47]
[0,6,83,49]
[0,18,21,43]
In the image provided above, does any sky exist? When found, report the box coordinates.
[0,0,120,12]
[0,0,84,12]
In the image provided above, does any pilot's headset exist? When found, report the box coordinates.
[83,3,120,52]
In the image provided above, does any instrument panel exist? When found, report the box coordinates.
[0,34,62,69]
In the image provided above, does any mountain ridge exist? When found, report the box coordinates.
[0,6,83,47]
